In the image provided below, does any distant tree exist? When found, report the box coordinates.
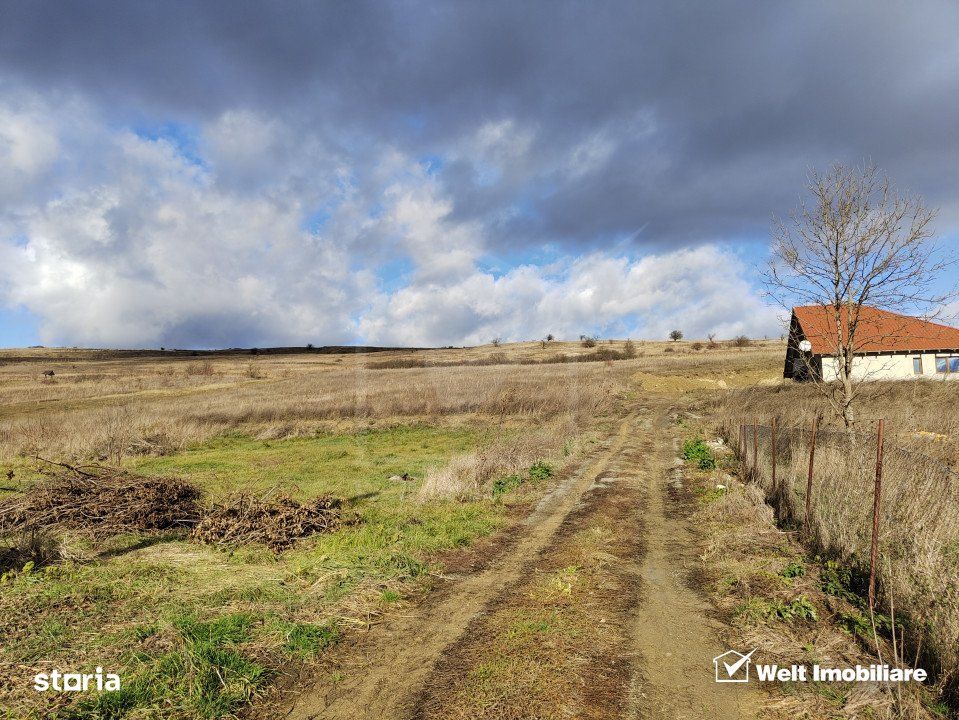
[765,163,953,427]
[668,330,683,342]
[581,335,597,348]
[491,337,502,347]
[546,334,555,342]
[307,343,315,350]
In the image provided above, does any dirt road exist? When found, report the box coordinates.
[272,400,760,719]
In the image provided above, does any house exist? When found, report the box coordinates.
[784,305,959,381]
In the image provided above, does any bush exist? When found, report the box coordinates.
[691,342,703,351]
[623,339,637,358]
[731,335,751,348]
[581,336,597,348]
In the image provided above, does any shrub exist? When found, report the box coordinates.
[731,335,751,348]
[581,335,598,348]
[691,342,703,351]
[623,339,637,358]
[669,329,683,342]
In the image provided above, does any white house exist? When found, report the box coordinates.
[784,305,959,382]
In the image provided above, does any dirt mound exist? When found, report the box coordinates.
[191,493,344,551]
[0,462,202,536]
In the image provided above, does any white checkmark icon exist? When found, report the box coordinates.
[723,649,756,677]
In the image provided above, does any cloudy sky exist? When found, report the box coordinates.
[1,1,958,348]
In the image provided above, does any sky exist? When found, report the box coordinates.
[1,1,958,349]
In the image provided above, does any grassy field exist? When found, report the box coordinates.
[0,338,793,718]
[0,340,677,718]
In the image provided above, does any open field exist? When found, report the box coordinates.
[2,338,956,719]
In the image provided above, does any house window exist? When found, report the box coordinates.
[935,356,959,373]
[913,357,923,374]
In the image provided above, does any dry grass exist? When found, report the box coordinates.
[0,339,780,468]
[0,346,638,468]
[696,473,937,719]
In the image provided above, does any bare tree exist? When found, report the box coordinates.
[765,163,953,427]
[668,329,683,342]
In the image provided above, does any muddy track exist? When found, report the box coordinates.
[274,399,761,719]
[273,409,643,720]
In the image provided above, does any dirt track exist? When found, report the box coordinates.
[272,399,760,719]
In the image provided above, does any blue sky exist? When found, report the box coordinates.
[0,307,40,347]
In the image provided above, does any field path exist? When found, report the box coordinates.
[273,399,760,719]
[628,406,761,718]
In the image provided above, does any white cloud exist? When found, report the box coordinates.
[359,245,783,346]
[0,93,780,349]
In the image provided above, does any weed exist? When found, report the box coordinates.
[492,474,523,499]
[780,560,806,580]
[736,595,818,624]
[528,461,554,482]
[682,439,716,470]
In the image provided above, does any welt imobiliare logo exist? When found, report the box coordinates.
[714,650,928,684]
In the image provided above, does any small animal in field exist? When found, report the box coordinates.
[42,370,55,377]
[388,473,414,482]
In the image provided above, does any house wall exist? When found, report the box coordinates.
[820,352,957,381]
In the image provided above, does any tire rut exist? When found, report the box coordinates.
[275,409,644,720]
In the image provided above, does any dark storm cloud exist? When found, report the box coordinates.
[2,0,958,246]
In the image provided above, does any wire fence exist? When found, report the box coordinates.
[728,418,959,613]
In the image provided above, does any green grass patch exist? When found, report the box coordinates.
[682,438,716,470]
[0,424,514,719]
[492,461,555,499]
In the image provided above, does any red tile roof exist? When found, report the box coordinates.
[793,305,959,355]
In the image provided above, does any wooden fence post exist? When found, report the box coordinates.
[752,420,758,480]
[868,419,885,612]
[805,416,818,535]
[771,416,778,496]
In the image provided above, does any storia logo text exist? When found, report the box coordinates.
[34,667,121,692]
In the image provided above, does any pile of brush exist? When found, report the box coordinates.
[0,462,347,561]
[0,461,202,537]
[191,493,344,551]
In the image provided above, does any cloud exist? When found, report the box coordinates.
[359,246,783,346]
[1,3,956,347]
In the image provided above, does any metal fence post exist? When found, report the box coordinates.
[805,416,818,535]
[868,419,885,612]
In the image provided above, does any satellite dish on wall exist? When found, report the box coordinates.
[798,339,812,352]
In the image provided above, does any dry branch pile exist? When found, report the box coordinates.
[191,493,343,551]
[0,462,202,536]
